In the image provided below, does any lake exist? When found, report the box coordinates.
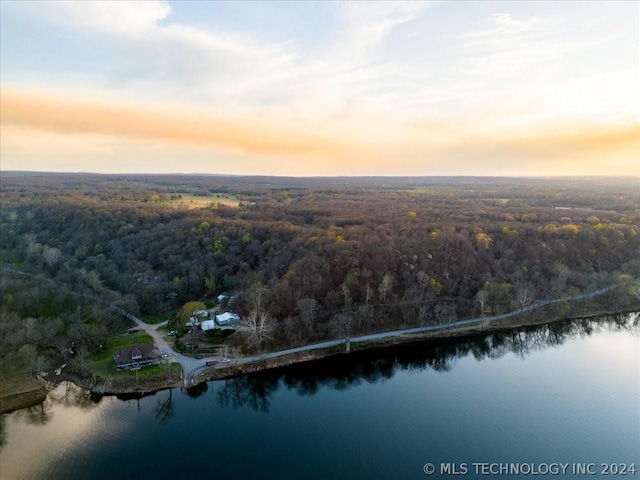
[1,314,638,480]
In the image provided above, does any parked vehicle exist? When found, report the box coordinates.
[167,330,177,336]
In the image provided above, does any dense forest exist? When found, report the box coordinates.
[1,173,639,374]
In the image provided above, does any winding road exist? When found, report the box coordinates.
[127,280,638,386]
[3,269,637,386]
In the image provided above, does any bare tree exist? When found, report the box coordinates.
[416,270,429,290]
[341,313,353,338]
[42,245,63,270]
[378,273,393,304]
[81,268,103,292]
[336,313,353,352]
[246,310,272,349]
[475,289,488,315]
[219,345,229,358]
[364,282,372,305]
[231,346,242,366]
[553,263,571,292]
[75,346,91,376]
[341,281,352,309]
[516,284,535,308]
[249,282,268,314]
[418,305,429,326]
[297,298,317,334]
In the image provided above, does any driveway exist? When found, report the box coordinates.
[123,314,212,383]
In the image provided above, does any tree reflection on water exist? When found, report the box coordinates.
[216,313,638,412]
[4,313,637,429]
[11,380,103,427]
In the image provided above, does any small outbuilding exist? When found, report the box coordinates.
[201,319,217,332]
[215,312,240,326]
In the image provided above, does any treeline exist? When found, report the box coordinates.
[1,174,639,357]
[0,272,131,376]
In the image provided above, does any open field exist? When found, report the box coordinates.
[174,193,242,209]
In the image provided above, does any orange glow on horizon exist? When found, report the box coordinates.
[0,89,357,159]
[1,88,638,176]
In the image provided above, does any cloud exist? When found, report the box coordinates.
[6,0,172,38]
[458,123,639,159]
[406,122,640,176]
[461,11,543,42]
[336,1,428,61]
[490,13,541,34]
[4,0,300,106]
[0,89,358,159]
[3,87,637,176]
[1,2,637,176]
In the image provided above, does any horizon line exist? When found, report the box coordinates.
[2,170,639,180]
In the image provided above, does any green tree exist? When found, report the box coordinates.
[180,301,206,323]
[205,276,217,293]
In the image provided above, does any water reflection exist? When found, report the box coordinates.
[0,415,6,450]
[3,313,637,425]
[185,382,208,399]
[217,313,638,412]
[11,381,102,427]
[1,313,637,480]
[217,374,278,412]
[152,388,176,425]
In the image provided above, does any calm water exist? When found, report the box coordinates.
[1,314,639,480]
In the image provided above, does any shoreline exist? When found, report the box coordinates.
[2,304,638,412]
[191,305,640,384]
[0,379,48,414]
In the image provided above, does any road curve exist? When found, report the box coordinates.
[3,269,636,385]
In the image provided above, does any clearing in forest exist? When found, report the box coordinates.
[174,193,242,209]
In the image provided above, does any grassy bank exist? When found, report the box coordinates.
[87,330,183,392]
[0,375,48,414]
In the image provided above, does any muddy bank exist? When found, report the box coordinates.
[0,381,48,414]
[58,371,184,396]
[0,372,184,409]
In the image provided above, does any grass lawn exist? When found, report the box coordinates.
[91,362,182,381]
[91,331,160,379]
[142,312,172,325]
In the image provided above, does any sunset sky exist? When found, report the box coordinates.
[1,1,638,176]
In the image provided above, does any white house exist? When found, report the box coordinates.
[215,312,240,326]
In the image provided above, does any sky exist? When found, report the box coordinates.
[1,1,638,176]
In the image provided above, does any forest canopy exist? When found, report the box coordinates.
[1,173,639,366]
